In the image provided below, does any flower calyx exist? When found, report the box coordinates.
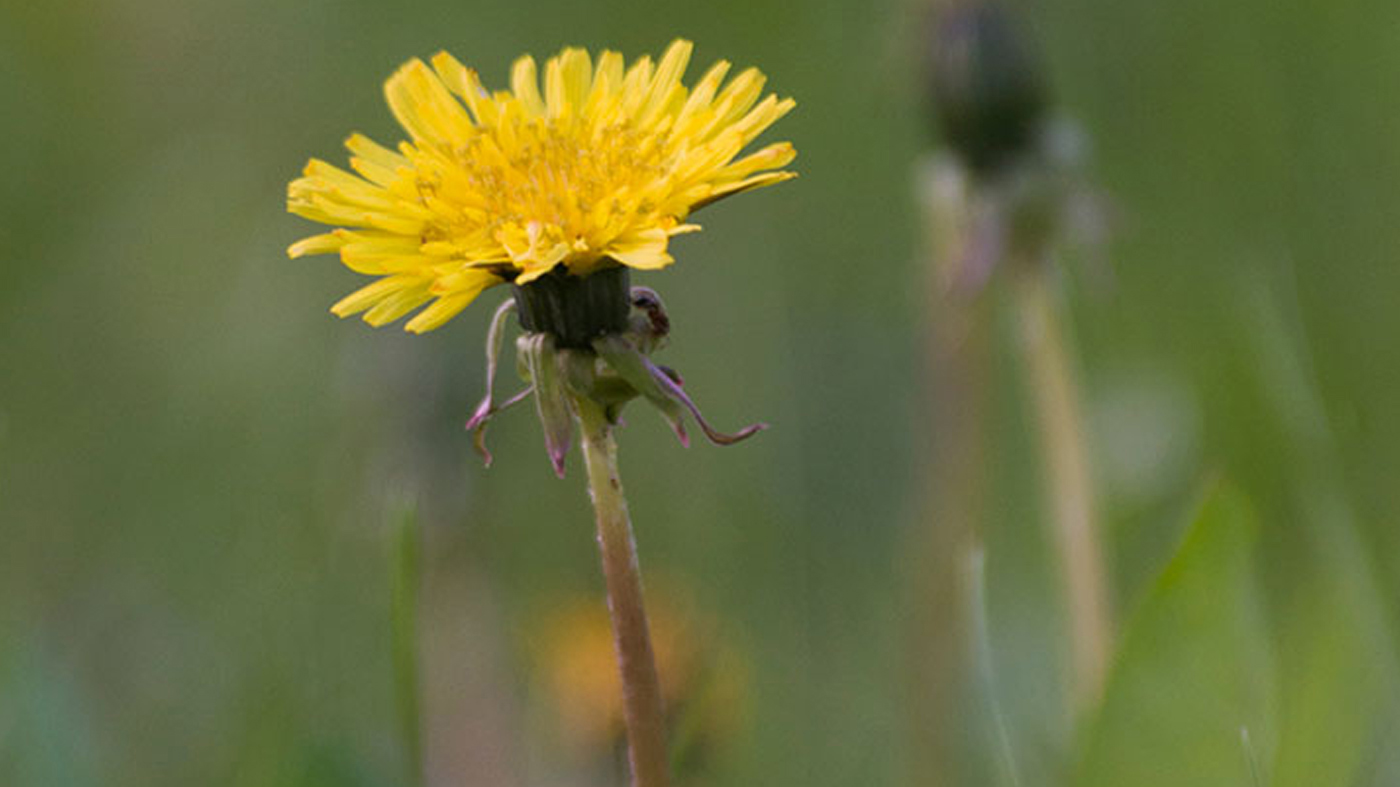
[466,279,766,478]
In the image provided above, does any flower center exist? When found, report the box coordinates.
[455,118,672,259]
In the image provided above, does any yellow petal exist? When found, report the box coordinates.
[703,68,766,136]
[407,273,499,332]
[618,55,655,117]
[363,286,434,326]
[693,171,798,211]
[330,275,421,318]
[545,47,593,119]
[732,96,797,147]
[288,232,343,259]
[715,141,798,181]
[430,266,499,294]
[674,59,731,126]
[344,134,408,187]
[510,55,546,117]
[428,52,497,127]
[651,40,694,91]
[587,51,625,110]
[345,133,408,169]
[404,292,474,333]
[637,40,692,124]
[607,227,673,270]
[339,242,430,275]
[385,59,474,145]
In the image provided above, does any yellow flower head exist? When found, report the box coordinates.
[287,39,797,333]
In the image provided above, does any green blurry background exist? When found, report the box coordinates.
[3,0,1399,784]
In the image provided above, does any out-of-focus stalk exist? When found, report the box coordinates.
[921,0,1113,719]
[390,501,424,787]
[1012,268,1110,711]
[905,154,994,787]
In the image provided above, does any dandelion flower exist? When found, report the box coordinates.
[287,41,795,787]
[287,39,797,333]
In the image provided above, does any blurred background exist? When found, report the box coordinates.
[3,0,1399,784]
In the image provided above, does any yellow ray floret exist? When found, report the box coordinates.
[287,39,797,332]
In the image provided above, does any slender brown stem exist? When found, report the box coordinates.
[906,155,994,786]
[575,398,671,787]
[1013,269,1111,713]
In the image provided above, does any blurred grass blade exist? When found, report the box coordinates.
[1073,483,1275,787]
[1241,727,1264,787]
[1238,267,1400,787]
[966,546,1024,787]
[391,501,424,787]
[1271,583,1390,787]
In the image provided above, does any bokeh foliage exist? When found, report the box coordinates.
[2,0,1399,784]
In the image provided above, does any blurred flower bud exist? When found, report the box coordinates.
[532,593,749,775]
[925,1,1048,176]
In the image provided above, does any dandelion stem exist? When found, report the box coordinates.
[575,397,671,787]
[1012,268,1111,713]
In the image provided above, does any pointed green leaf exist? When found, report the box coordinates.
[1074,483,1275,787]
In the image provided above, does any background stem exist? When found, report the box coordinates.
[1013,269,1111,713]
[576,399,672,787]
[906,155,994,786]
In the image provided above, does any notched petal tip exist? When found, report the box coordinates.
[699,420,767,446]
[645,356,766,447]
[549,449,568,478]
